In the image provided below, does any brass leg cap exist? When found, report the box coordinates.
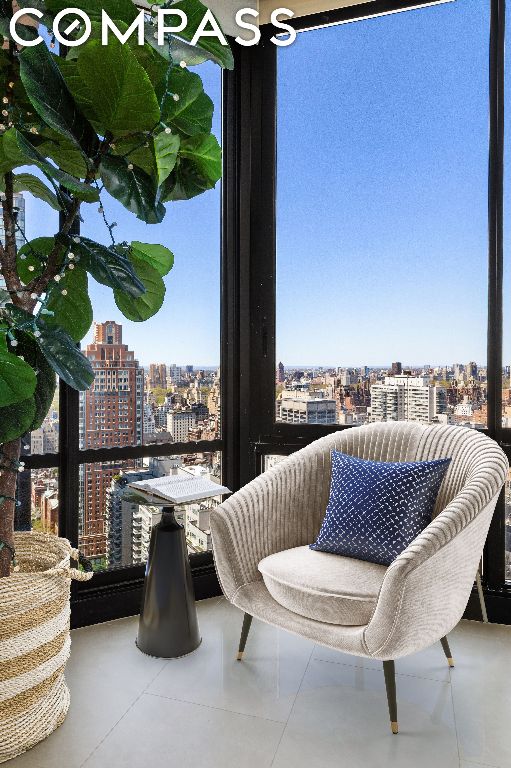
[447,657,454,668]
[391,722,399,735]
[236,651,244,661]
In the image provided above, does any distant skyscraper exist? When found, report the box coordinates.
[370,375,447,424]
[167,410,196,443]
[79,322,144,562]
[278,392,336,425]
[390,362,402,376]
[169,364,183,384]
[276,361,285,383]
[148,363,167,390]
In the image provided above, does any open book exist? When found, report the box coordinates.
[128,474,231,505]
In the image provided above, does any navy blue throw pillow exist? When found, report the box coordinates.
[310,451,451,566]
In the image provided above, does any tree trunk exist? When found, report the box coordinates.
[0,438,21,577]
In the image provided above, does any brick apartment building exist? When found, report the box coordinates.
[79,322,144,562]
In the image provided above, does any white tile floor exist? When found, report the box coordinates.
[8,597,511,768]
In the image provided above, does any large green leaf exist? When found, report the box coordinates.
[0,397,36,443]
[19,44,99,158]
[77,36,160,135]
[169,37,211,66]
[114,254,165,321]
[34,321,94,390]
[3,173,60,210]
[130,242,174,276]
[161,134,220,201]
[154,131,180,185]
[56,58,99,130]
[162,158,209,201]
[129,37,168,89]
[45,267,93,342]
[170,0,234,70]
[162,68,213,137]
[100,154,165,223]
[179,133,221,182]
[41,135,89,179]
[111,136,156,177]
[0,128,27,174]
[16,331,57,432]
[17,237,55,284]
[0,345,37,407]
[69,236,145,297]
[15,131,99,202]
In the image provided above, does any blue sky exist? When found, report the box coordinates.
[277,0,492,368]
[24,0,508,368]
[25,62,222,367]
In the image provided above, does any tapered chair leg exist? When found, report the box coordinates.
[383,660,398,734]
[440,636,454,667]
[237,613,253,660]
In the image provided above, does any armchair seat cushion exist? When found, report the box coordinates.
[258,545,387,626]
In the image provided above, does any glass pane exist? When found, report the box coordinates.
[79,452,222,570]
[276,1,488,429]
[77,63,221,449]
[28,381,59,455]
[15,469,59,534]
[79,323,220,450]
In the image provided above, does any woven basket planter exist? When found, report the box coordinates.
[0,531,92,764]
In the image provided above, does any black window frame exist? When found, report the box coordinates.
[23,0,511,625]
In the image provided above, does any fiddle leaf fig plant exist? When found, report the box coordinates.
[0,0,233,576]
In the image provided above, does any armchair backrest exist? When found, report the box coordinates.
[296,421,507,540]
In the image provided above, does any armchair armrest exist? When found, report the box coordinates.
[210,444,332,601]
[364,489,501,659]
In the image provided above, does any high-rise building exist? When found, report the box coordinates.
[278,391,336,425]
[167,410,196,442]
[143,403,156,437]
[390,361,402,376]
[369,375,447,424]
[276,361,285,383]
[168,364,183,384]
[340,369,358,386]
[148,363,167,390]
[79,322,144,562]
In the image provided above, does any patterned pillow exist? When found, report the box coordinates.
[310,451,451,566]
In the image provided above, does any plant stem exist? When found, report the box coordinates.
[1,172,24,306]
[0,438,21,577]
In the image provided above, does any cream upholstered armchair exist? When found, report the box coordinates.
[210,422,508,734]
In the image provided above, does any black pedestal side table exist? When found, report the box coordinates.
[136,506,201,659]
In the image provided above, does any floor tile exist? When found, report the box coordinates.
[272,658,459,768]
[83,691,284,768]
[312,637,452,682]
[7,599,221,768]
[146,598,314,722]
[459,762,501,768]
[450,620,511,767]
